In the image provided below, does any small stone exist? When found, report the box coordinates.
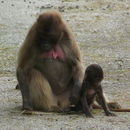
[76,5,79,9]
[40,6,45,9]
[106,5,111,8]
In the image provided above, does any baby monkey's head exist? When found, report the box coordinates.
[85,64,104,85]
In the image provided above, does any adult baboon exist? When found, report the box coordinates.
[16,11,84,111]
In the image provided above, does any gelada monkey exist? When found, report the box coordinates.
[80,64,130,117]
[16,11,84,111]
[80,64,114,118]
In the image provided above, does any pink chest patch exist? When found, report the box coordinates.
[87,89,95,95]
[41,45,65,59]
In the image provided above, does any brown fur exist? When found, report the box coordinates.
[29,69,58,111]
[80,64,116,117]
[16,11,84,111]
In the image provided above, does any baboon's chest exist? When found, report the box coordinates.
[36,58,72,95]
[86,89,96,105]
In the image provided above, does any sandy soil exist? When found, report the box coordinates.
[0,0,130,129]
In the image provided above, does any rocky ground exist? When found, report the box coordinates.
[0,0,130,130]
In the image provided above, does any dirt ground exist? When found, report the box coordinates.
[0,0,130,130]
